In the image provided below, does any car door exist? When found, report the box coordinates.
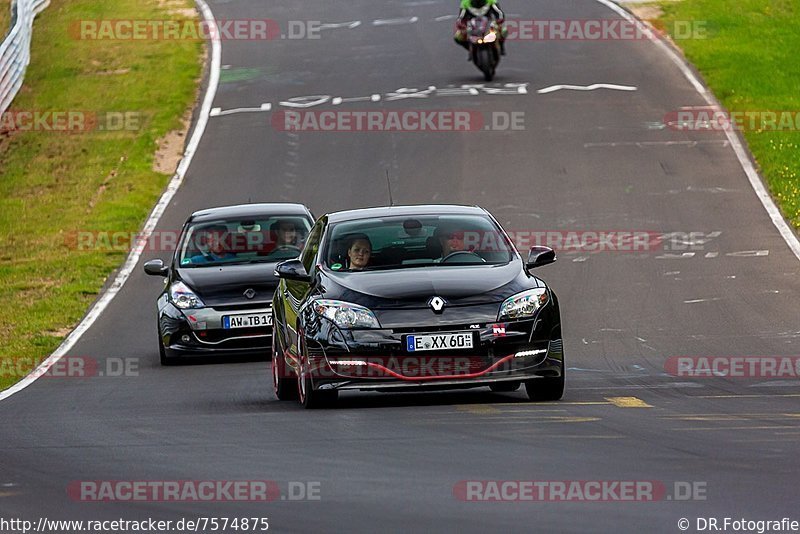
[282,219,325,355]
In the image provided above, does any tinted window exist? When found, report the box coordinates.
[300,221,325,273]
[178,215,312,267]
[323,214,514,271]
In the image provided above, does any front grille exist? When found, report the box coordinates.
[196,327,270,343]
[391,325,484,334]
[212,304,272,312]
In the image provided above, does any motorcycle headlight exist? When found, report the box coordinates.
[170,281,205,309]
[484,32,497,43]
[498,288,549,321]
[313,299,381,329]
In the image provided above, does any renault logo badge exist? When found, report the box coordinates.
[428,296,446,313]
[244,288,256,299]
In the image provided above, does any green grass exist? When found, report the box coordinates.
[0,0,201,389]
[659,0,800,229]
[1,0,10,37]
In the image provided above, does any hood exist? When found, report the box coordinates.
[321,261,535,307]
[177,263,279,306]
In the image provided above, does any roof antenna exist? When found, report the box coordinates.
[385,169,394,207]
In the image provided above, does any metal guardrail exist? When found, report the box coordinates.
[0,0,50,116]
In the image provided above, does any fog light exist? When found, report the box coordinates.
[181,334,191,343]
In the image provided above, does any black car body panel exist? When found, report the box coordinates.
[271,205,565,404]
[146,203,315,362]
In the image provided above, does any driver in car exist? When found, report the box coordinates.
[436,226,466,259]
[275,220,300,248]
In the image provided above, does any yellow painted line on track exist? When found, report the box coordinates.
[456,405,501,415]
[605,396,653,408]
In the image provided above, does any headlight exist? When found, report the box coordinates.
[313,299,381,329]
[484,32,497,43]
[498,288,548,321]
[170,281,205,309]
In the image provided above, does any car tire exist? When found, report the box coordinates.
[297,336,337,409]
[272,328,297,401]
[489,381,520,393]
[524,364,564,402]
[158,332,176,366]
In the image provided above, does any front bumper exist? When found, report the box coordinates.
[297,316,562,392]
[159,303,272,356]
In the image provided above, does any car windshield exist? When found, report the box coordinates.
[323,214,515,272]
[178,215,312,267]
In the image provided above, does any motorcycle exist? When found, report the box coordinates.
[466,16,501,81]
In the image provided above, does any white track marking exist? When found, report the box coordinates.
[209,103,271,117]
[537,83,637,94]
[684,298,722,304]
[595,0,800,262]
[0,0,221,402]
[319,21,361,30]
[584,140,730,148]
[373,17,419,26]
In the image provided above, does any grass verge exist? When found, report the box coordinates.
[1,0,10,37]
[655,0,800,229]
[0,0,202,389]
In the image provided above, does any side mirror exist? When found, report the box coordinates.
[526,246,556,270]
[275,259,311,282]
[143,259,169,276]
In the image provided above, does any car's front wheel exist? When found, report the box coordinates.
[158,330,176,366]
[524,364,564,402]
[272,329,297,400]
[297,336,337,409]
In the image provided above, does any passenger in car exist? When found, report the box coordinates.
[189,225,238,263]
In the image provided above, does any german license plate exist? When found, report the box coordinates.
[406,332,473,352]
[222,313,272,329]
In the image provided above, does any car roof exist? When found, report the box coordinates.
[189,203,312,223]
[325,205,487,223]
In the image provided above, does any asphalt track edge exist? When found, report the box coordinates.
[0,0,222,402]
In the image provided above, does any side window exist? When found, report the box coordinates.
[300,221,324,273]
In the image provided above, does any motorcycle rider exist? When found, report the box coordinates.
[454,0,507,56]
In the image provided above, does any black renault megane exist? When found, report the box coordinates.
[271,205,564,408]
[143,203,315,365]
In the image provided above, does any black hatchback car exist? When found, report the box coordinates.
[271,205,564,408]
[144,203,315,365]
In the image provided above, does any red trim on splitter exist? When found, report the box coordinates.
[338,354,517,381]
